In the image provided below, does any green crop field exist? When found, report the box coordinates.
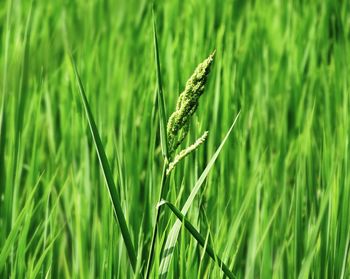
[0,0,349,278]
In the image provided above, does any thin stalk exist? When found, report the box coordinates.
[146,9,170,277]
[145,161,168,278]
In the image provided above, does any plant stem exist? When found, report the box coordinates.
[145,161,168,278]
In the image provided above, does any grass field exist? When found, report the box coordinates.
[0,0,350,278]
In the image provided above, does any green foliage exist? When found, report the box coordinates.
[0,0,349,278]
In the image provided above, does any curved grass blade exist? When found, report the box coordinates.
[159,112,240,278]
[158,200,235,279]
[71,59,137,271]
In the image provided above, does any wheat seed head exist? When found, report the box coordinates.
[166,131,209,175]
[167,51,215,156]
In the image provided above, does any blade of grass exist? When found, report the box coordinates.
[0,0,11,226]
[152,7,169,161]
[29,227,63,279]
[6,0,32,246]
[70,58,137,271]
[0,91,6,225]
[159,112,240,278]
[144,8,170,278]
[298,186,331,279]
[145,163,167,278]
[157,200,235,279]
[0,173,43,270]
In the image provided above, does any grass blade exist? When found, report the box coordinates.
[159,112,240,277]
[298,186,331,279]
[158,200,235,279]
[144,9,170,278]
[152,7,169,161]
[71,59,137,271]
[0,174,43,270]
[29,227,63,278]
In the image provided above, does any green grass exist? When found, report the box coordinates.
[1,0,350,278]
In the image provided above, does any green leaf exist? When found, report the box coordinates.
[71,58,137,271]
[158,200,235,279]
[159,112,240,277]
[153,8,169,161]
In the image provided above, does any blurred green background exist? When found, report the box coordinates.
[0,0,349,278]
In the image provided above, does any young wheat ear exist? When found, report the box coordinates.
[167,51,215,156]
[166,131,209,175]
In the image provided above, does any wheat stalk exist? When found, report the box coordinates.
[146,49,215,279]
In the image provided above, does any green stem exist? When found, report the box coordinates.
[145,161,168,278]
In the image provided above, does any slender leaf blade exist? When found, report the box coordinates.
[0,174,43,270]
[152,9,169,161]
[158,200,235,279]
[71,59,137,271]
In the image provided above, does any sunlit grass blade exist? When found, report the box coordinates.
[157,200,235,279]
[71,58,137,271]
[159,112,240,277]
